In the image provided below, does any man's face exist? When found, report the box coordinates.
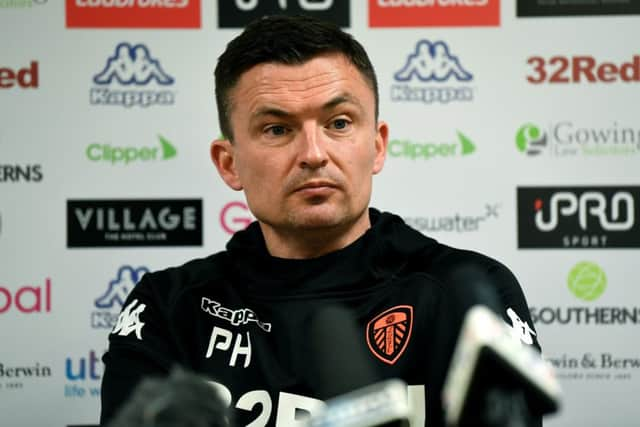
[212,53,387,238]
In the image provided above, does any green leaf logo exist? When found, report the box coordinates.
[567,261,607,301]
[457,131,476,155]
[159,135,177,160]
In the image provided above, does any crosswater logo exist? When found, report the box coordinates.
[91,265,148,329]
[220,201,253,235]
[369,0,499,27]
[0,164,42,183]
[64,350,102,399]
[218,0,349,28]
[0,0,47,9]
[91,42,175,107]
[67,199,203,247]
[517,186,640,248]
[392,40,473,105]
[516,122,639,157]
[517,0,640,17]
[0,278,52,314]
[404,203,501,233]
[530,261,640,326]
[0,61,38,89]
[86,135,177,165]
[0,361,52,392]
[66,0,201,28]
[388,131,475,160]
[527,55,640,84]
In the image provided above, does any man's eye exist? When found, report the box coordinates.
[331,119,350,130]
[266,125,287,136]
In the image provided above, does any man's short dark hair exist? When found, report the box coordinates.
[214,15,379,141]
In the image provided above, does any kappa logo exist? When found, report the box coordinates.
[506,307,536,346]
[366,305,413,365]
[111,299,146,340]
[395,40,472,83]
[94,43,174,86]
[201,297,271,332]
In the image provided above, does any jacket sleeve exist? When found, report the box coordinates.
[99,272,176,426]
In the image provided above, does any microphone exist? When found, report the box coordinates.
[436,262,561,427]
[305,305,411,427]
[105,366,232,427]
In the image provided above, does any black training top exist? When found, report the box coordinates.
[100,208,541,427]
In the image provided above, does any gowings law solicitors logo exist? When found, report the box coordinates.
[530,261,640,326]
[218,0,349,28]
[392,40,474,105]
[86,135,177,165]
[388,131,476,160]
[0,361,52,392]
[516,122,640,157]
[66,0,201,29]
[91,265,148,329]
[67,199,202,247]
[369,0,499,28]
[404,203,501,233]
[517,186,640,248]
[517,0,640,17]
[90,42,175,107]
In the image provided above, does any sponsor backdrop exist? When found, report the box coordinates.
[0,1,638,426]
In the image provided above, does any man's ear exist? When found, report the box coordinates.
[372,120,389,175]
[210,138,243,191]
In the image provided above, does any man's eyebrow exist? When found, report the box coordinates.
[322,93,364,112]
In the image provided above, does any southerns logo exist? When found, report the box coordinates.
[516,122,640,157]
[517,0,640,17]
[527,55,640,84]
[392,40,473,105]
[91,42,175,107]
[0,0,47,9]
[201,297,272,333]
[530,261,640,326]
[218,0,349,28]
[67,199,203,247]
[91,265,148,328]
[0,61,38,89]
[220,201,253,235]
[517,186,640,248]
[64,350,103,398]
[86,135,177,165]
[369,0,499,27]
[0,361,52,392]
[366,305,413,365]
[404,203,501,233]
[0,278,51,314]
[0,164,42,183]
[66,0,201,28]
[112,299,146,339]
[388,131,476,160]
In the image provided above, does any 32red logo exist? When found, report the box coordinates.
[366,305,413,365]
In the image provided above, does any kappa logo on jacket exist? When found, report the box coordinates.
[366,305,414,365]
[201,297,271,332]
[506,307,536,346]
[111,299,146,340]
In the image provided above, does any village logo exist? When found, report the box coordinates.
[366,305,413,365]
[218,0,349,28]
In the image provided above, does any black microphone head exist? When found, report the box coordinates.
[306,304,379,400]
[106,366,231,427]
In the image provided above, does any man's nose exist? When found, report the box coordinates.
[297,122,328,169]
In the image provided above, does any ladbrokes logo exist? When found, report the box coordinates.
[86,135,177,165]
[516,122,640,157]
[527,55,640,84]
[370,0,499,27]
[517,187,640,248]
[388,131,476,160]
[67,199,202,247]
[218,0,349,28]
[66,0,200,28]
[392,40,474,105]
[90,42,175,107]
[0,61,38,89]
[405,203,501,234]
[366,305,413,365]
[91,265,148,329]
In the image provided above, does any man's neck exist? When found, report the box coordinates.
[259,213,371,259]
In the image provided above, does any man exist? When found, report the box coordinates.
[101,15,541,427]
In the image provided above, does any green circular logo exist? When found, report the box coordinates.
[567,261,607,301]
[515,123,546,155]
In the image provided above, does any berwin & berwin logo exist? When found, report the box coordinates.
[67,199,202,247]
[517,186,639,249]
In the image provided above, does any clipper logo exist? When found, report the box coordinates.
[91,42,175,107]
[392,40,474,105]
[517,187,640,248]
[366,305,413,365]
[111,299,145,339]
[91,265,148,329]
[201,297,271,332]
